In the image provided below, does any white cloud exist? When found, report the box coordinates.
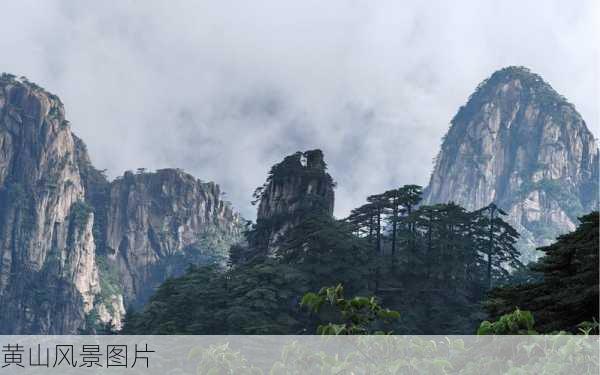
[1,0,597,218]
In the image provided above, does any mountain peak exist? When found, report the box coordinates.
[485,66,552,90]
[491,65,539,80]
[461,66,573,118]
[426,68,598,261]
[0,73,63,104]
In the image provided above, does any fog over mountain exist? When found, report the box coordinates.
[0,0,597,218]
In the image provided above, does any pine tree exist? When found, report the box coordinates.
[381,185,423,261]
[472,203,521,289]
[484,211,599,333]
[276,213,373,295]
[382,188,403,260]
[397,185,422,253]
[366,194,388,256]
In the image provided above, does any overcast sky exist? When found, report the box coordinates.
[1,1,597,218]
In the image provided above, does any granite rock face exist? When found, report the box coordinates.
[0,74,242,333]
[0,74,101,333]
[424,67,598,260]
[105,169,242,306]
[251,150,335,255]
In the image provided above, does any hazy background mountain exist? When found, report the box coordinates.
[0,0,597,218]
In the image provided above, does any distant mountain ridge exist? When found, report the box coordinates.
[424,66,598,260]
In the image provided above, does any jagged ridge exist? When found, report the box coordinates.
[0,74,242,333]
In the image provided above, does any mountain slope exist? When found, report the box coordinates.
[0,74,101,333]
[0,74,241,333]
[424,66,598,260]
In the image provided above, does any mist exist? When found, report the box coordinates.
[0,0,597,218]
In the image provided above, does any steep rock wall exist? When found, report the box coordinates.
[251,149,335,255]
[105,169,242,306]
[424,67,598,260]
[0,74,242,332]
[0,75,102,333]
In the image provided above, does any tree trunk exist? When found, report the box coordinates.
[487,207,495,290]
[376,207,382,255]
[391,204,397,269]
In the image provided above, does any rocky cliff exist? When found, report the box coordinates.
[104,169,241,307]
[0,74,241,333]
[424,66,598,260]
[249,150,335,256]
[0,74,101,333]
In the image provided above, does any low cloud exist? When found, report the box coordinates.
[1,0,597,218]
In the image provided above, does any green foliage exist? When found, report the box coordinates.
[276,213,373,294]
[267,150,332,186]
[184,336,598,374]
[122,261,306,334]
[195,226,243,263]
[301,284,400,335]
[69,200,93,229]
[80,309,100,334]
[123,210,373,334]
[120,153,365,334]
[84,254,123,333]
[472,203,523,288]
[477,308,537,335]
[577,319,599,335]
[501,261,543,286]
[72,136,111,254]
[188,343,262,375]
[96,255,123,306]
[129,177,525,334]
[128,151,593,336]
[79,309,117,335]
[484,211,599,333]
[47,105,60,119]
[346,195,520,334]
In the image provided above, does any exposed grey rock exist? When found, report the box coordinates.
[424,66,598,261]
[251,149,335,255]
[105,168,242,306]
[0,74,242,333]
[0,74,101,333]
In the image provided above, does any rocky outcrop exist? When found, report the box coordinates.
[250,150,335,255]
[104,168,241,306]
[0,74,102,333]
[424,66,598,260]
[0,74,242,333]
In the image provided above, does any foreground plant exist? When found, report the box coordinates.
[301,284,400,335]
